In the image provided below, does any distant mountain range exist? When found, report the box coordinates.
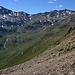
[0,6,75,27]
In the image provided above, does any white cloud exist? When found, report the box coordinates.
[56,5,63,8]
[14,0,19,2]
[48,0,57,4]
[59,5,63,7]
[48,1,54,4]
[54,0,57,1]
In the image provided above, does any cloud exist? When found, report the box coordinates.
[14,0,19,2]
[54,0,57,1]
[59,5,63,7]
[48,0,57,4]
[48,1,54,4]
[56,5,63,8]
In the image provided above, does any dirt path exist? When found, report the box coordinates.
[4,38,8,49]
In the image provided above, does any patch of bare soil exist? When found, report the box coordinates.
[0,49,75,75]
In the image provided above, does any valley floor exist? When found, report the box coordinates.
[0,50,75,75]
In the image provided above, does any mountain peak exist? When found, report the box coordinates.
[0,6,12,11]
[0,6,4,9]
[64,9,74,11]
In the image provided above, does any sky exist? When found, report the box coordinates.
[0,0,75,14]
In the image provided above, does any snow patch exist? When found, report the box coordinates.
[52,24,54,25]
[66,11,71,14]
[8,13,12,16]
[47,15,50,18]
[12,11,17,16]
[29,17,32,20]
[40,20,42,22]
[56,15,59,17]
[0,25,3,27]
[3,15,6,18]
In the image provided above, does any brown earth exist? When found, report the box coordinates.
[0,50,75,75]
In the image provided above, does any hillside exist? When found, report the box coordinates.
[0,6,75,74]
[0,25,75,75]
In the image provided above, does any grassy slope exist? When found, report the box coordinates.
[0,30,44,68]
[0,15,75,69]
[0,26,68,69]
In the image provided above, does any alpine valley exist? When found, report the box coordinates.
[0,6,75,75]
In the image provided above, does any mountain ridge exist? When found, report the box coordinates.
[0,6,75,27]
